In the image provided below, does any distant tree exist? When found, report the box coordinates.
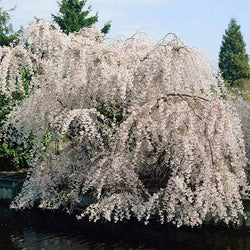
[219,18,250,86]
[52,0,111,35]
[0,5,19,46]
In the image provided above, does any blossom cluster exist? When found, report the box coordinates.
[1,20,248,227]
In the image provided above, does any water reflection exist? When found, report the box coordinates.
[1,201,250,250]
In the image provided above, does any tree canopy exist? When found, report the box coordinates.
[219,18,250,86]
[2,20,248,227]
[52,0,111,34]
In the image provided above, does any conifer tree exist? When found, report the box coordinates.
[52,0,111,35]
[219,18,250,86]
[0,5,18,46]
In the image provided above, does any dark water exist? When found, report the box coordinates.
[1,202,250,250]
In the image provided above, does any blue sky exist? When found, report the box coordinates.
[1,0,250,62]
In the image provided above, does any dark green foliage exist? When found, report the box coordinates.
[101,21,111,34]
[96,101,124,124]
[0,128,53,170]
[0,5,19,46]
[0,130,35,170]
[219,18,250,86]
[52,0,111,34]
[0,67,33,170]
[0,65,57,170]
[0,67,32,126]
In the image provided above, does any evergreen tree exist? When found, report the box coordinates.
[219,18,250,86]
[0,5,18,46]
[52,0,111,35]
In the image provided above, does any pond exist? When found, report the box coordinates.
[1,201,250,250]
